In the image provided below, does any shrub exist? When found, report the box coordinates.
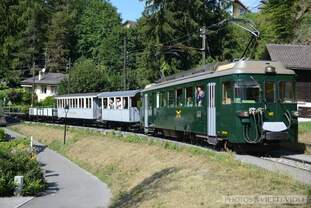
[0,139,45,196]
[36,96,55,107]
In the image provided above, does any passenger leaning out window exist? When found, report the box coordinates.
[196,87,205,106]
[116,98,122,109]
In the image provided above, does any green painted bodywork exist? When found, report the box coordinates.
[141,73,298,144]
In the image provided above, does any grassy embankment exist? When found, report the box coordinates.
[10,123,311,208]
[298,122,311,154]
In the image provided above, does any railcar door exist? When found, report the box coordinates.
[207,83,216,137]
[144,94,149,133]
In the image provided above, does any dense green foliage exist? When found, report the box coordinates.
[0,0,310,94]
[0,138,46,196]
[58,58,111,94]
[0,88,31,105]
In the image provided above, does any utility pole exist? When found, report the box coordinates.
[67,57,71,94]
[31,60,35,107]
[200,26,207,65]
[123,37,127,91]
[44,48,47,70]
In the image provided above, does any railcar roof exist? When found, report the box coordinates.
[55,92,100,98]
[142,60,295,92]
[98,90,141,98]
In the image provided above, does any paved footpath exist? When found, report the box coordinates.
[3,128,112,208]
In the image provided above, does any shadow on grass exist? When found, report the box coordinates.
[110,167,179,208]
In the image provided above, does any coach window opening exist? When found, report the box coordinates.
[195,85,205,107]
[176,89,183,107]
[168,90,175,107]
[103,98,108,109]
[185,87,194,107]
[115,97,122,109]
[123,97,128,109]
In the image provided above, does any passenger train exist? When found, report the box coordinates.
[28,60,299,148]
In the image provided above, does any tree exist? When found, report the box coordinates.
[47,8,73,72]
[58,58,111,94]
[132,0,230,86]
[0,0,49,86]
[75,0,121,61]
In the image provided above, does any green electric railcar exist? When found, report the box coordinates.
[141,60,298,147]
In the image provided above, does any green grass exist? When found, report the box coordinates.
[299,122,311,134]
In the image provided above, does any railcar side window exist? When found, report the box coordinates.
[279,81,294,103]
[222,81,233,104]
[185,87,194,107]
[108,98,114,109]
[103,98,107,109]
[161,92,167,107]
[195,86,205,106]
[116,97,122,109]
[176,89,183,107]
[168,90,175,107]
[123,97,128,109]
[265,81,275,103]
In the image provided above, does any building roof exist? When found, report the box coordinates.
[98,90,141,98]
[55,92,101,98]
[266,44,311,70]
[233,0,249,10]
[21,73,66,85]
[122,20,137,28]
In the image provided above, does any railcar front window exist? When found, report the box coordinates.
[279,81,294,103]
[265,81,275,103]
[234,80,260,103]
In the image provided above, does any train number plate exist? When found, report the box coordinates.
[265,131,288,140]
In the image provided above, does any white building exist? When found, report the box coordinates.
[231,0,249,17]
[21,72,66,102]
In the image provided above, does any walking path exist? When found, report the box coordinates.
[2,128,112,208]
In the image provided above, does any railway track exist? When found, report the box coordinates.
[261,155,311,172]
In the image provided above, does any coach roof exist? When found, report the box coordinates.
[98,90,141,98]
[55,92,100,98]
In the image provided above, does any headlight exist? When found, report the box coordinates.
[238,111,249,117]
[291,111,299,117]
